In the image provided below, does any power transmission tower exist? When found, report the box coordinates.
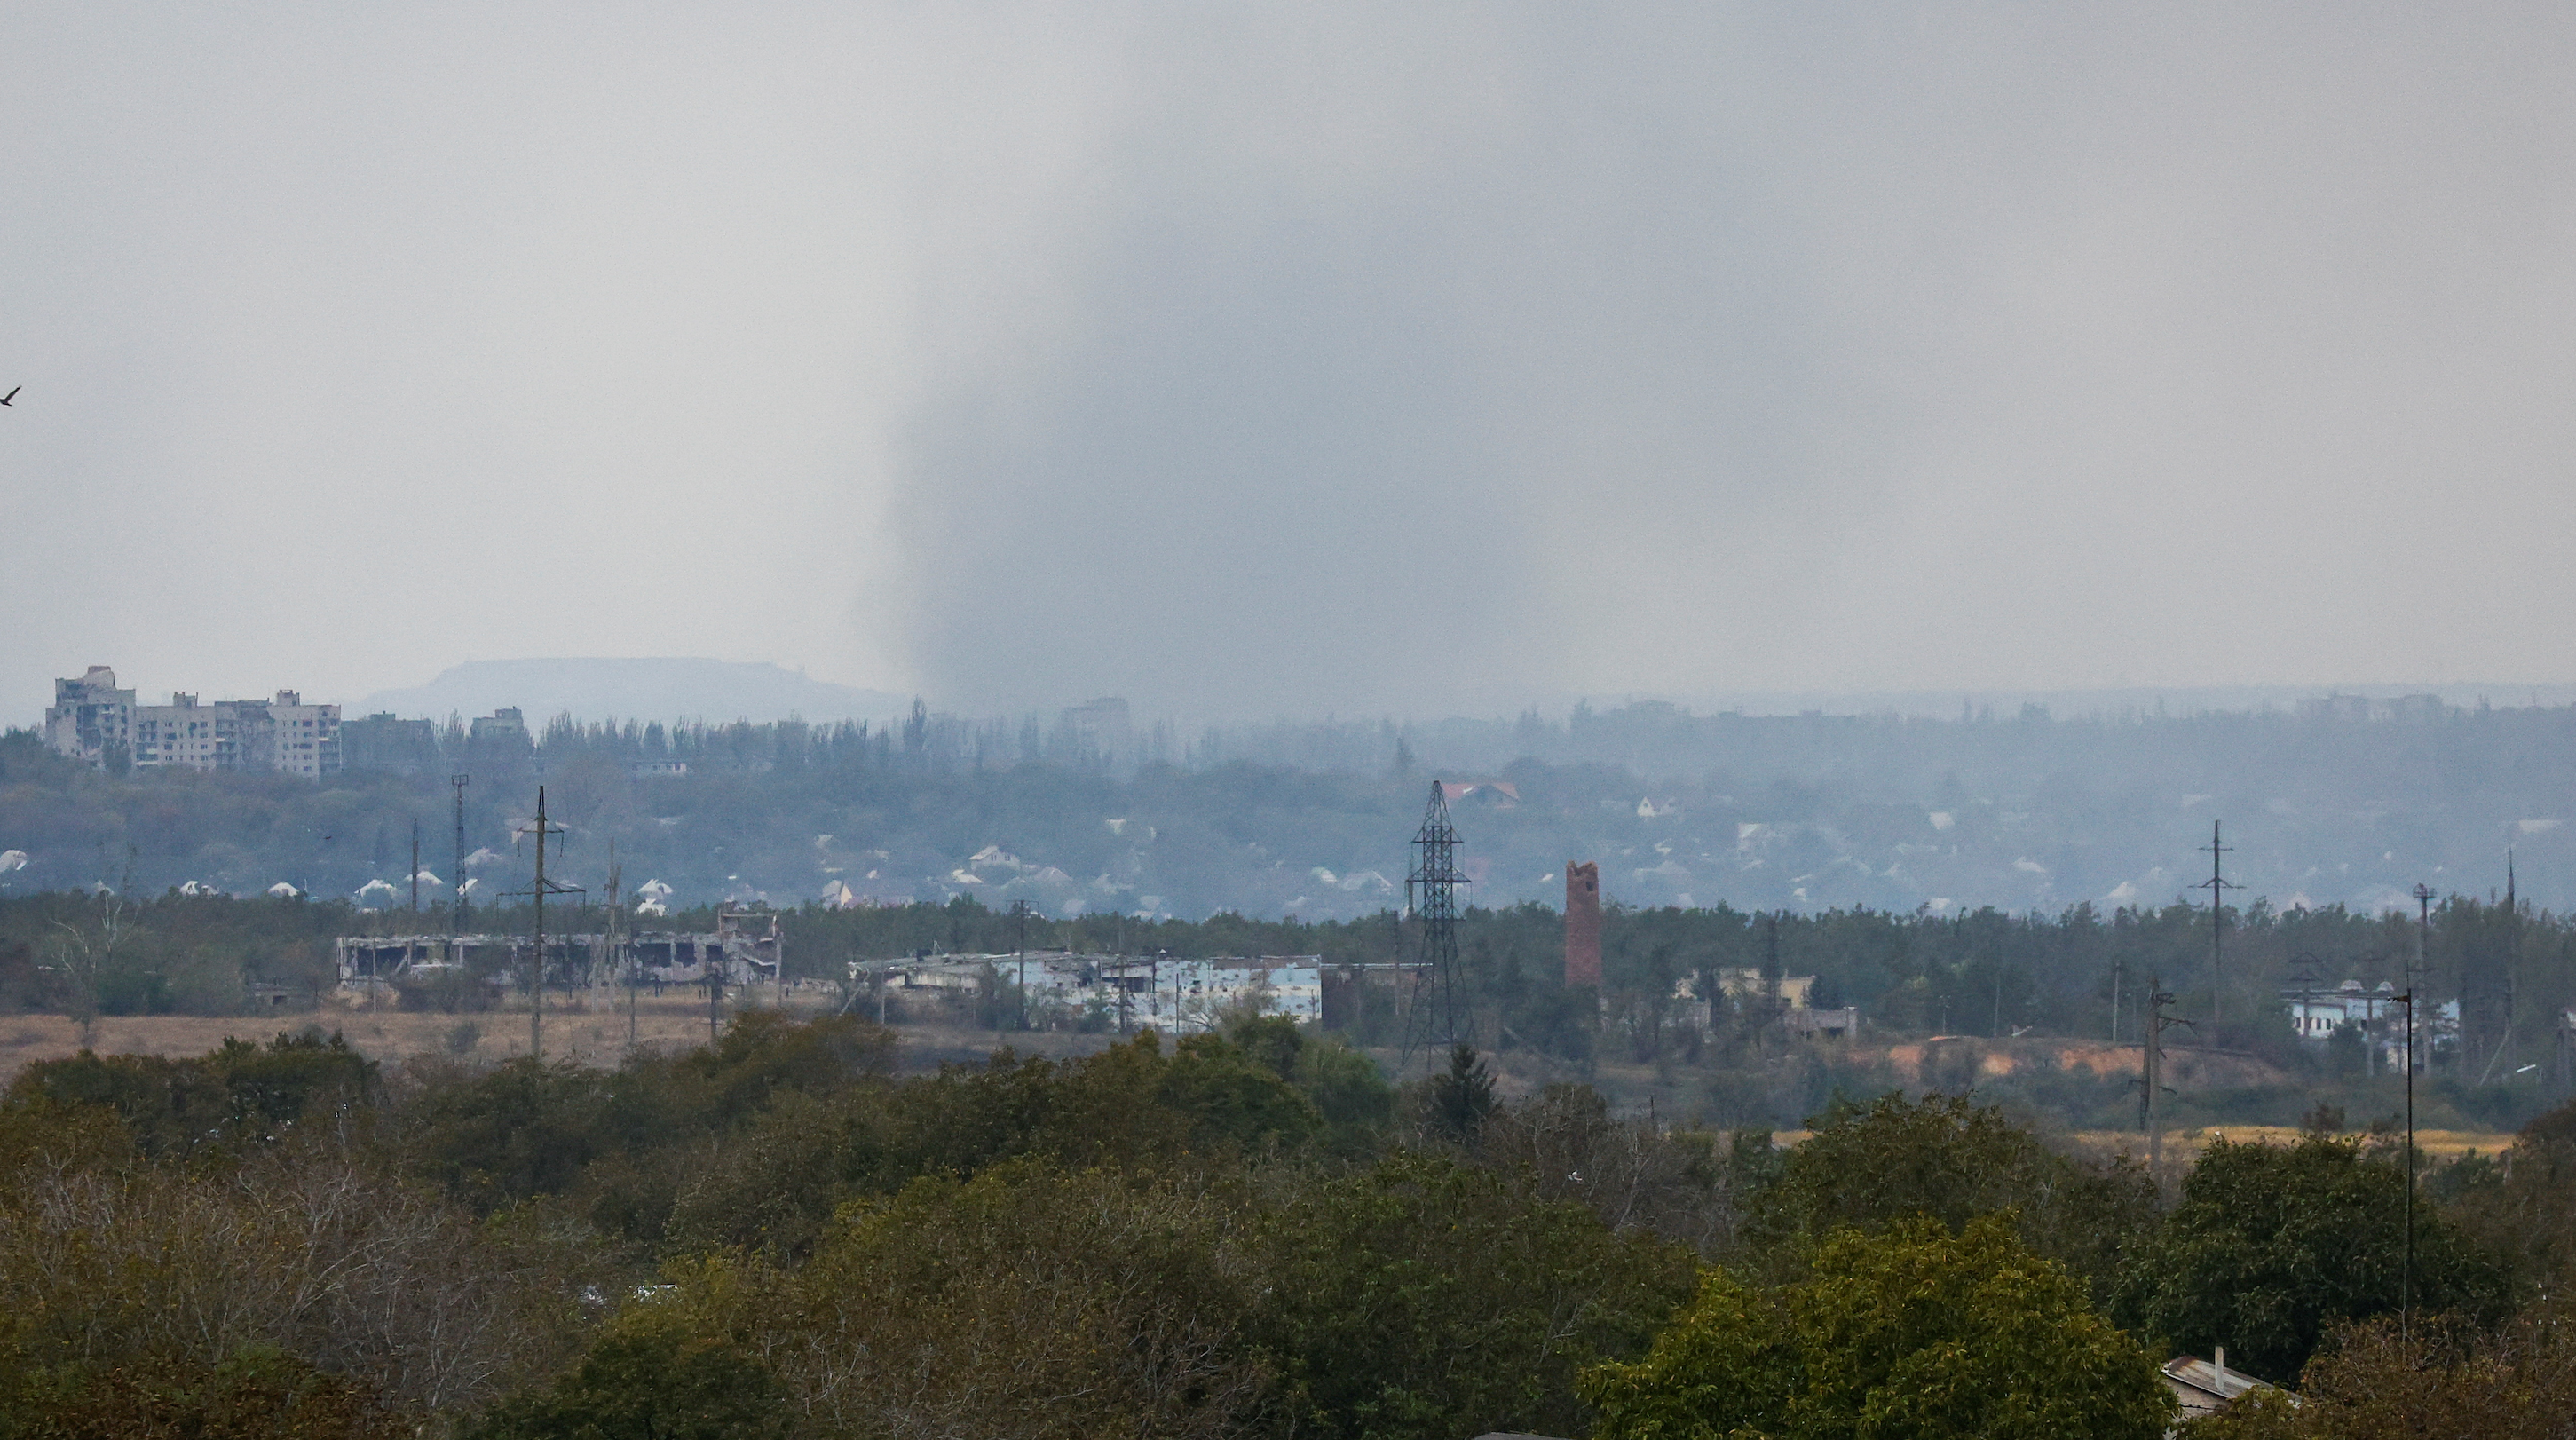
[2195,821,2242,1025]
[501,786,582,1063]
[1399,781,1468,1068]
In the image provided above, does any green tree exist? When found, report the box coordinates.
[1413,1043,1497,1146]
[1584,1215,2172,1440]
[2246,1309,2576,1440]
[5,1346,404,1440]
[467,1309,787,1440]
[1747,1092,2151,1293]
[702,1162,1260,1440]
[11,1030,374,1160]
[1250,1152,1694,1440]
[2441,1096,2576,1297]
[2112,1135,2510,1383]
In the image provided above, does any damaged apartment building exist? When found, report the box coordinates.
[44,667,341,776]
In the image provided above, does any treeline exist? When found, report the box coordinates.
[9,885,2574,1130]
[0,1015,2572,1436]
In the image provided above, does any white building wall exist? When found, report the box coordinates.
[114,687,342,776]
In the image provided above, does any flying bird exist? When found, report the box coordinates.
[0,387,17,406]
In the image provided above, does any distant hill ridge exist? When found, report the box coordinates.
[356,659,910,727]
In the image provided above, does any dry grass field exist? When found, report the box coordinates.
[0,990,1189,1080]
[2067,1124,2520,1163]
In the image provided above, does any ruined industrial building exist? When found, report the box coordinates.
[336,906,784,997]
[850,952,1324,1034]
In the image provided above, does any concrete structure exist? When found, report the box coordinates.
[340,712,439,773]
[259,692,340,777]
[1699,966,1861,1038]
[48,668,341,776]
[1713,967,1817,1009]
[1564,861,1602,988]
[128,691,340,775]
[43,667,135,765]
[851,951,1323,1034]
[337,916,783,993]
[1058,696,1132,761]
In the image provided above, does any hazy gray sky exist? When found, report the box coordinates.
[7,4,2575,725]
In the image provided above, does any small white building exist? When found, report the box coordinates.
[2285,978,2461,1072]
[1681,967,1861,1037]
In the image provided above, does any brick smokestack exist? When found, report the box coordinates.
[1564,861,1602,988]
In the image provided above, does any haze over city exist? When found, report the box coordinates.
[14,12,2576,1437]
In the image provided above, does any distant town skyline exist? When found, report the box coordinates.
[19,655,2576,736]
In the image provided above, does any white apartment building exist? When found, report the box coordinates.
[264,692,341,777]
[45,668,340,776]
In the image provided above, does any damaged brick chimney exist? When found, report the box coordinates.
[1564,860,1601,989]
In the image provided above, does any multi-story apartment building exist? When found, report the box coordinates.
[45,669,340,776]
[263,692,342,777]
[129,693,245,770]
[43,667,136,766]
[340,712,441,773]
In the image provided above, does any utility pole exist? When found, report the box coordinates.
[2395,980,2416,1342]
[2196,821,2240,1025]
[1015,898,1031,1032]
[502,787,581,1064]
[2110,954,2125,1045]
[450,774,470,961]
[2404,881,2434,1341]
[397,818,422,1014]
[604,843,630,1052]
[707,919,724,1046]
[2142,976,2188,1192]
